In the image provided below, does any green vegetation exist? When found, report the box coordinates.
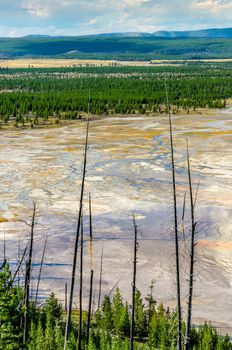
[0,63,232,128]
[1,262,231,349]
[1,61,232,349]
[1,36,232,60]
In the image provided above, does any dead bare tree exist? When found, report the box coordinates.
[87,271,93,343]
[182,192,187,240]
[7,244,28,292]
[165,81,182,350]
[64,118,90,350]
[65,283,68,313]
[130,216,138,350]
[17,235,21,287]
[97,243,104,310]
[89,193,93,273]
[87,193,94,345]
[78,215,84,350]
[3,228,6,264]
[185,141,197,350]
[35,236,48,305]
[23,202,36,345]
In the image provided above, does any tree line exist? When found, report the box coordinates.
[0,64,232,126]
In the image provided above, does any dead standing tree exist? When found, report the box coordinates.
[182,192,187,240]
[97,243,104,310]
[87,193,94,345]
[64,118,90,350]
[35,236,48,305]
[184,141,197,350]
[165,81,182,350]
[3,229,6,265]
[130,216,138,350]
[78,215,84,350]
[7,244,28,292]
[23,202,36,345]
[65,283,68,313]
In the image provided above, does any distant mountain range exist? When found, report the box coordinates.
[23,27,232,39]
[0,28,232,60]
[152,27,232,38]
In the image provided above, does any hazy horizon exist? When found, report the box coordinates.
[1,26,232,39]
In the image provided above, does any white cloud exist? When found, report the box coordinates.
[86,18,98,26]
[20,0,77,18]
[21,0,51,18]
[192,0,232,13]
[122,0,151,7]
[0,0,232,36]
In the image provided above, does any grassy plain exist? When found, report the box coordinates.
[1,58,232,68]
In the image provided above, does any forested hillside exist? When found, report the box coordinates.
[1,35,232,60]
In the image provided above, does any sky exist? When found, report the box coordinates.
[0,0,232,37]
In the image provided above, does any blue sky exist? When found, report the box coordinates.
[0,0,232,37]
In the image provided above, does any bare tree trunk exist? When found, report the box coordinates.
[3,228,6,264]
[97,243,103,310]
[35,236,48,305]
[130,216,138,350]
[23,202,36,345]
[64,119,89,350]
[92,293,96,315]
[65,283,68,314]
[17,235,21,287]
[89,193,93,272]
[182,192,186,240]
[185,141,197,350]
[78,216,84,350]
[7,244,28,292]
[87,193,94,345]
[165,81,182,350]
[87,270,93,345]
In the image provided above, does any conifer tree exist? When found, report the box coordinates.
[0,263,23,348]
[134,289,147,340]
[112,288,130,338]
[45,314,56,349]
[35,320,45,350]
[101,295,113,336]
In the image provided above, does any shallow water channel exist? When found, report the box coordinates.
[0,113,232,331]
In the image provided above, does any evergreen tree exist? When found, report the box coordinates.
[35,320,45,350]
[44,314,56,349]
[0,263,231,350]
[134,289,147,340]
[0,262,23,349]
[100,295,113,335]
[112,288,130,338]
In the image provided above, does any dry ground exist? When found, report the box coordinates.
[1,58,232,68]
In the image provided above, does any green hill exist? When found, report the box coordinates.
[1,36,232,60]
